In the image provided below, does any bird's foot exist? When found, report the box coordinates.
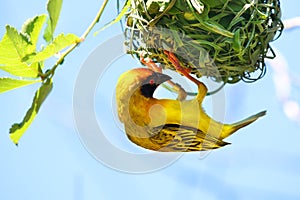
[163,50,191,76]
[164,50,203,87]
[140,55,162,73]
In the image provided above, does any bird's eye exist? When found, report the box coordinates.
[149,79,155,85]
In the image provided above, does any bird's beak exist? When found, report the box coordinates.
[155,72,172,84]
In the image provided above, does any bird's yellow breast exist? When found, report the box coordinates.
[127,92,209,130]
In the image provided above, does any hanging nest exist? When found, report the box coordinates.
[123,0,283,84]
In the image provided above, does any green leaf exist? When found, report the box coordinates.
[0,27,39,78]
[0,63,39,78]
[43,19,52,43]
[0,78,40,94]
[27,33,79,63]
[94,0,131,35]
[9,79,53,145]
[6,26,30,59]
[22,15,47,52]
[44,0,63,42]
[233,29,242,52]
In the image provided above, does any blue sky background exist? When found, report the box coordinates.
[1,0,300,199]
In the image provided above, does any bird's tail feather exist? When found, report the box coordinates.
[222,110,266,139]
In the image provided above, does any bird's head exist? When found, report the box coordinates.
[116,68,171,98]
[116,68,171,122]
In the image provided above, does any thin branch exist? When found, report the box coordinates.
[81,0,109,40]
[41,0,109,79]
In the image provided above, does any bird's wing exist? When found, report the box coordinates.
[149,124,230,152]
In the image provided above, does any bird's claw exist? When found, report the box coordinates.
[164,50,203,87]
[140,55,162,73]
[163,50,192,77]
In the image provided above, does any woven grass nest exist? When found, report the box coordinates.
[124,0,283,84]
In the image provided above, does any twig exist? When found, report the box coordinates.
[41,0,109,79]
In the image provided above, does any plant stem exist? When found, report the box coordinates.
[81,0,109,40]
[41,0,109,79]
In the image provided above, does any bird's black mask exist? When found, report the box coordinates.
[140,72,171,98]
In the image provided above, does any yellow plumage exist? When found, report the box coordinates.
[116,68,266,152]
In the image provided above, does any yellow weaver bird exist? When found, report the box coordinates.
[116,67,266,152]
